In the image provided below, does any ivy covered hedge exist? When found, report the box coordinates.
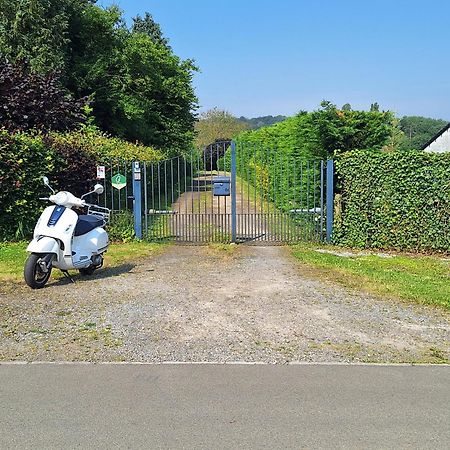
[333,150,450,252]
[0,129,163,241]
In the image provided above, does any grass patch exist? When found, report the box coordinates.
[292,245,450,309]
[0,241,166,283]
[104,241,166,267]
[0,242,28,281]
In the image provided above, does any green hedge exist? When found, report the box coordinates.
[0,129,163,241]
[334,150,450,252]
[0,131,56,240]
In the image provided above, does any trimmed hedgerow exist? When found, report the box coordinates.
[47,129,163,164]
[44,129,163,198]
[333,150,450,252]
[0,129,163,241]
[0,130,56,240]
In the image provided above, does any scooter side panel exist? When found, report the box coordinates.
[72,228,109,268]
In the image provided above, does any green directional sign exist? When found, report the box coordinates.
[111,173,126,190]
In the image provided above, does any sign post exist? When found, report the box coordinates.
[231,141,237,243]
[326,159,334,243]
[132,161,142,239]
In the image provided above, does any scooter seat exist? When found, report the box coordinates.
[74,215,104,236]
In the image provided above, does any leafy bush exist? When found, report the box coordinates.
[333,150,450,252]
[43,134,98,198]
[0,131,55,240]
[107,211,136,243]
[235,102,397,160]
[0,128,163,241]
[48,129,163,164]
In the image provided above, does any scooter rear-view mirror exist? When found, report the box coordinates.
[42,176,55,193]
[93,184,104,195]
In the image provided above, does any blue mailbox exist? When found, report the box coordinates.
[213,176,231,196]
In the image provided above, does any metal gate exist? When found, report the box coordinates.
[135,141,331,244]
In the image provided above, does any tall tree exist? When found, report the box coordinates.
[105,32,198,153]
[195,108,249,148]
[0,1,199,153]
[0,0,93,73]
[132,12,170,48]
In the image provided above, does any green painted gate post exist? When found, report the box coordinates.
[231,141,237,243]
[326,159,334,243]
[132,161,143,239]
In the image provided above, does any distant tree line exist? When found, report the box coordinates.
[398,116,448,150]
[238,115,287,129]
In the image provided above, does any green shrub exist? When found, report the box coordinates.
[333,150,450,252]
[234,103,397,160]
[0,130,55,240]
[107,211,136,243]
[48,129,164,163]
[0,128,164,241]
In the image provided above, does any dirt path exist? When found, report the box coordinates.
[168,173,271,242]
[163,172,313,242]
[1,245,449,363]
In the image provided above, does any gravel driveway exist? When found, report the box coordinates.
[1,245,449,363]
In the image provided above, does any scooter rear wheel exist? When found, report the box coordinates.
[24,253,52,289]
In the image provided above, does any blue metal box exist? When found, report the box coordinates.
[213,176,231,196]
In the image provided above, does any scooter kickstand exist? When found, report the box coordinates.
[61,270,75,283]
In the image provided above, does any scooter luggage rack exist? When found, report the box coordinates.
[87,204,111,225]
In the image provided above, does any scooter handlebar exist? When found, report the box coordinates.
[48,192,85,208]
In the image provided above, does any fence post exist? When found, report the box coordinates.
[132,161,143,239]
[326,159,334,243]
[231,141,237,243]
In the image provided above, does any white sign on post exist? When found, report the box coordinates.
[97,166,105,179]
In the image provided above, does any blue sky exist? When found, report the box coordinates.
[100,0,450,120]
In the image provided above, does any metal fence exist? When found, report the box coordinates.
[94,142,333,244]
[130,142,330,244]
[95,162,134,236]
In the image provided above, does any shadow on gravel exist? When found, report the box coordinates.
[53,263,136,286]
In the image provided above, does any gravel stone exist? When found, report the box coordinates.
[0,245,449,363]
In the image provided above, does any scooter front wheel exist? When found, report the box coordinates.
[24,253,52,289]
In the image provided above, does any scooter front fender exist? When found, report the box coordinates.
[27,236,60,255]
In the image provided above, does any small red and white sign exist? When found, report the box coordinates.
[97,166,105,179]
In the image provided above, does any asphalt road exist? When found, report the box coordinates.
[0,364,449,449]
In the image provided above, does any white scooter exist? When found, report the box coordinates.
[24,177,110,289]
